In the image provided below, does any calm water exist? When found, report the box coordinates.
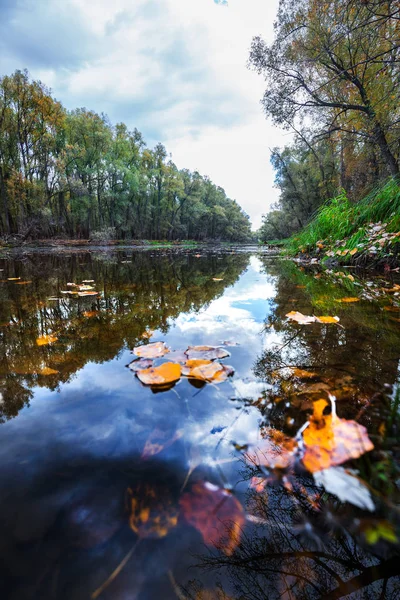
[0,248,399,600]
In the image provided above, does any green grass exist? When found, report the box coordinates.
[287,179,400,255]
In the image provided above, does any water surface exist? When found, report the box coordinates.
[0,248,399,599]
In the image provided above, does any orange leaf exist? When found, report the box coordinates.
[136,362,181,386]
[315,316,340,324]
[291,368,318,380]
[39,367,59,376]
[349,248,358,256]
[133,341,169,359]
[302,399,374,473]
[36,334,58,346]
[184,361,233,383]
[180,481,245,555]
[337,297,360,303]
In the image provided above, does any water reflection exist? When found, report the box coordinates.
[0,249,399,599]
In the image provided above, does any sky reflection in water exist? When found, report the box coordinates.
[0,249,399,600]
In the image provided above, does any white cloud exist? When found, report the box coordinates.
[0,0,288,229]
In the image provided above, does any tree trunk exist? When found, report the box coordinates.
[372,121,399,176]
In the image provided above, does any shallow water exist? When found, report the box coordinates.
[0,248,399,599]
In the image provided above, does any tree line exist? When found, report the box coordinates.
[0,70,252,242]
[252,0,400,241]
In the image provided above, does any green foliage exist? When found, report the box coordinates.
[0,71,252,243]
[286,179,400,254]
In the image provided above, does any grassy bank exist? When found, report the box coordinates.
[286,179,400,268]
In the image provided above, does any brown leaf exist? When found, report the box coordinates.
[290,368,318,380]
[185,345,230,361]
[183,360,234,383]
[128,358,154,372]
[136,362,181,386]
[132,341,169,359]
[302,399,374,473]
[179,481,245,555]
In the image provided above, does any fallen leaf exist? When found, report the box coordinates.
[183,360,233,383]
[136,362,181,386]
[185,345,230,361]
[82,280,95,283]
[179,481,245,555]
[127,482,179,538]
[83,311,99,318]
[286,311,317,325]
[39,367,59,376]
[128,358,154,372]
[244,428,297,470]
[7,277,21,281]
[337,297,360,303]
[315,316,340,324]
[78,291,99,297]
[212,278,224,281]
[302,399,374,473]
[14,280,32,285]
[36,335,58,346]
[132,341,169,359]
[290,368,318,380]
[383,305,400,312]
[314,467,374,511]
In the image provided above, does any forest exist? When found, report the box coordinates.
[0,70,252,242]
[254,0,400,242]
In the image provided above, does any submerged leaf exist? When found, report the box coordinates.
[302,399,374,473]
[127,483,178,538]
[132,341,169,359]
[179,481,245,555]
[136,362,181,386]
[141,428,183,459]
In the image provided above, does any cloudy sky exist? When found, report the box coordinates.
[0,0,289,229]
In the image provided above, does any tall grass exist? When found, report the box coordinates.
[287,178,400,254]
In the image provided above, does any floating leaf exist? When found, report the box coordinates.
[82,280,95,283]
[7,277,21,281]
[212,278,224,281]
[337,297,360,303]
[314,467,374,511]
[302,399,374,473]
[286,311,317,324]
[136,362,181,386]
[83,310,99,318]
[185,345,230,360]
[244,428,297,470]
[78,290,99,297]
[36,335,58,346]
[14,280,32,285]
[127,483,178,538]
[132,341,169,359]
[183,360,234,383]
[290,368,318,380]
[383,305,400,312]
[179,481,245,556]
[39,367,59,376]
[349,248,358,256]
[128,358,154,372]
[315,315,340,324]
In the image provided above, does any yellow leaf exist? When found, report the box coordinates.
[36,335,58,346]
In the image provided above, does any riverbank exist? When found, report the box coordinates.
[282,179,400,272]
